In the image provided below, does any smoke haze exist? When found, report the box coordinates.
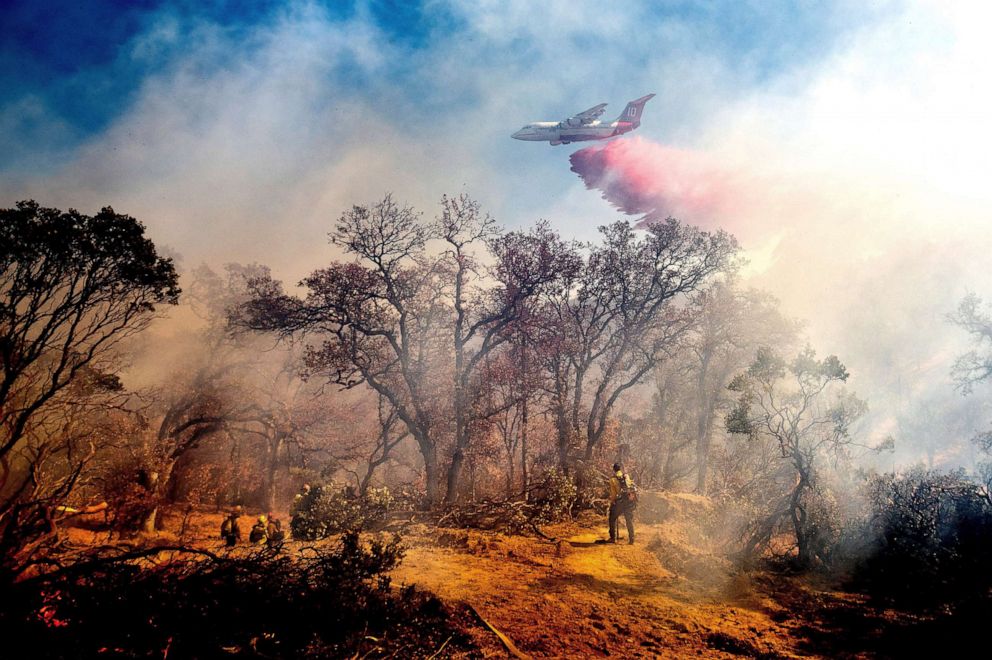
[4,0,992,469]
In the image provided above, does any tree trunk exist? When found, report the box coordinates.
[520,395,529,499]
[266,435,283,514]
[359,468,373,496]
[661,438,677,490]
[694,400,718,494]
[790,465,811,567]
[422,441,441,509]
[556,402,571,472]
[445,445,466,504]
[506,449,515,498]
[445,384,468,500]
[693,353,713,494]
[141,461,176,534]
[447,249,468,504]
[469,459,477,501]
[583,427,600,461]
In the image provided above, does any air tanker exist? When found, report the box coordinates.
[511,94,655,146]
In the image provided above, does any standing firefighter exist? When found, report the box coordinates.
[221,508,242,547]
[290,483,311,517]
[608,463,637,544]
[266,515,286,548]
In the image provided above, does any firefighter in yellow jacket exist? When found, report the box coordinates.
[608,463,637,544]
[249,514,268,545]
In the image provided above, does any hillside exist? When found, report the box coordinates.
[393,492,921,659]
[58,492,952,659]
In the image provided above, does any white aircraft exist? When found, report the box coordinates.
[511,94,655,146]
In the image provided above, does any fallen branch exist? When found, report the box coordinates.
[16,544,229,587]
[55,501,109,518]
[436,498,560,541]
[426,635,453,659]
[465,603,530,660]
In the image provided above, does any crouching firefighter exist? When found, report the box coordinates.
[608,463,637,544]
[249,515,269,545]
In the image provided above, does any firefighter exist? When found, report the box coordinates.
[220,507,242,547]
[608,463,637,544]
[249,514,268,545]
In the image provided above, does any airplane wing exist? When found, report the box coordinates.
[564,103,607,126]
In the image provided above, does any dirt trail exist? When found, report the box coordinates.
[394,495,801,659]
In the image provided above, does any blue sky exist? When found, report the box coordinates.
[1,1,877,172]
[1,0,899,257]
[4,0,992,464]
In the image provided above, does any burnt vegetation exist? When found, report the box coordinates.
[2,196,991,656]
[1,532,475,658]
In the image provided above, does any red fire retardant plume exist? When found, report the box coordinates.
[569,137,731,228]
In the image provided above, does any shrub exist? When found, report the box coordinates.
[530,469,578,524]
[291,485,394,540]
[852,468,992,609]
[1,532,474,658]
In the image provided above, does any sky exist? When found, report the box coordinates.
[3,0,992,467]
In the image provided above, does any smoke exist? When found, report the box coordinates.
[4,0,992,476]
[567,123,992,471]
[569,137,737,229]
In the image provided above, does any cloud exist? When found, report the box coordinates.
[3,1,992,465]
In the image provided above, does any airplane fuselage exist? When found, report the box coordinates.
[511,120,637,146]
[513,94,654,146]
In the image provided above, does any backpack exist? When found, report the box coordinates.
[220,517,232,538]
[267,522,286,545]
[619,474,638,505]
[249,523,267,544]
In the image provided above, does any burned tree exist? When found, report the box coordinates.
[140,352,262,532]
[358,394,409,495]
[687,282,797,494]
[139,263,320,529]
[622,364,698,490]
[483,338,542,498]
[949,292,992,393]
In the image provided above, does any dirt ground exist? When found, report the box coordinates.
[61,494,939,659]
[390,493,933,659]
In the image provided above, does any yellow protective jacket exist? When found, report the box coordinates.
[608,472,632,503]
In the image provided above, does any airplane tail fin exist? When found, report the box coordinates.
[615,93,655,127]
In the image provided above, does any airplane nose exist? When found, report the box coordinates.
[512,130,524,139]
